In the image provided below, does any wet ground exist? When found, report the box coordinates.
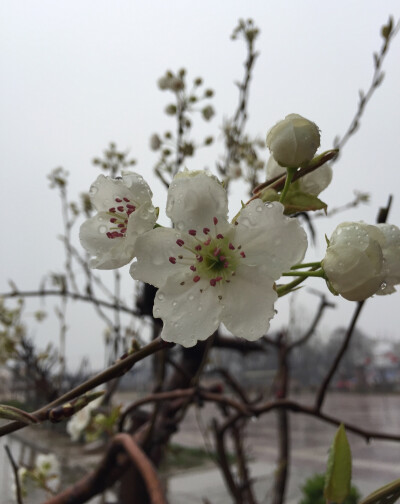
[1,392,400,503]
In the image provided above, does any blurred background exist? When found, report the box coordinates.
[0,0,399,368]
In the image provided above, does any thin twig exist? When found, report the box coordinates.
[5,445,24,504]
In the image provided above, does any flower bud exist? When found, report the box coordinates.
[266,156,332,195]
[376,223,400,295]
[322,222,385,301]
[266,114,320,168]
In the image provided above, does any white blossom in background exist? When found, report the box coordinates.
[322,222,386,301]
[66,407,91,442]
[66,394,104,442]
[79,172,157,269]
[376,223,400,295]
[266,155,332,196]
[266,113,320,168]
[35,453,61,492]
[130,171,307,347]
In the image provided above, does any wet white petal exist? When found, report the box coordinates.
[130,227,192,287]
[166,171,229,232]
[221,264,276,341]
[153,271,221,347]
[235,200,307,278]
[376,223,400,295]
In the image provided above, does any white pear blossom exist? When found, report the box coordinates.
[66,394,103,442]
[322,222,386,301]
[266,155,332,196]
[130,171,307,347]
[266,113,320,168]
[376,223,400,295]
[79,172,157,269]
[35,453,61,492]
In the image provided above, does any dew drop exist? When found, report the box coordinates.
[188,294,194,301]
[380,281,387,290]
[172,301,177,307]
[99,225,107,233]
[256,205,263,212]
[176,222,185,231]
[89,185,98,196]
[157,292,165,301]
[198,306,202,312]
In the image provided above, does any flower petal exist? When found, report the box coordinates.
[130,227,192,287]
[89,172,152,212]
[79,213,132,269]
[376,224,400,295]
[221,264,276,341]
[166,171,228,231]
[235,200,307,278]
[154,271,221,347]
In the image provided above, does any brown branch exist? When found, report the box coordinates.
[5,445,24,504]
[0,337,171,437]
[113,434,168,504]
[0,289,139,316]
[288,295,335,350]
[314,301,364,411]
[219,398,400,443]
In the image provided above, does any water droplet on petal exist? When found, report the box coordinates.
[256,205,263,212]
[380,281,387,290]
[176,221,185,231]
[99,225,107,233]
[157,292,165,301]
[188,294,194,301]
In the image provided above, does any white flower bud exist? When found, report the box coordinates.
[322,222,385,301]
[266,114,320,168]
[376,223,400,295]
[266,156,332,196]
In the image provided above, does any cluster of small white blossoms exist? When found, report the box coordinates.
[80,168,307,347]
[13,454,61,496]
[80,113,400,345]
[323,222,400,301]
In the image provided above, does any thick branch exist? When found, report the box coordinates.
[0,337,170,437]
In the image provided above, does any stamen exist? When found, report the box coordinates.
[190,265,196,271]
[229,243,235,250]
[219,255,226,261]
[240,251,246,258]
[115,198,122,202]
[188,229,197,236]
[195,245,202,251]
[176,239,185,247]
[169,257,176,264]
[213,217,218,225]
[213,247,221,257]
[193,276,201,283]
[117,206,124,212]
[109,207,116,213]
[216,234,224,239]
[204,238,211,246]
[110,218,117,223]
[123,197,130,202]
[203,228,210,235]
[196,256,203,263]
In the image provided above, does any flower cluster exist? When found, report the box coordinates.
[79,113,400,346]
[322,222,400,301]
[80,170,307,347]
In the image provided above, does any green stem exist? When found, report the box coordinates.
[291,261,322,270]
[277,276,308,297]
[281,270,325,278]
[279,167,296,204]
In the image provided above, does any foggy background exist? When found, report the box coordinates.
[1,0,400,369]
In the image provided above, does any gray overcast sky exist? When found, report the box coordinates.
[1,1,400,368]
